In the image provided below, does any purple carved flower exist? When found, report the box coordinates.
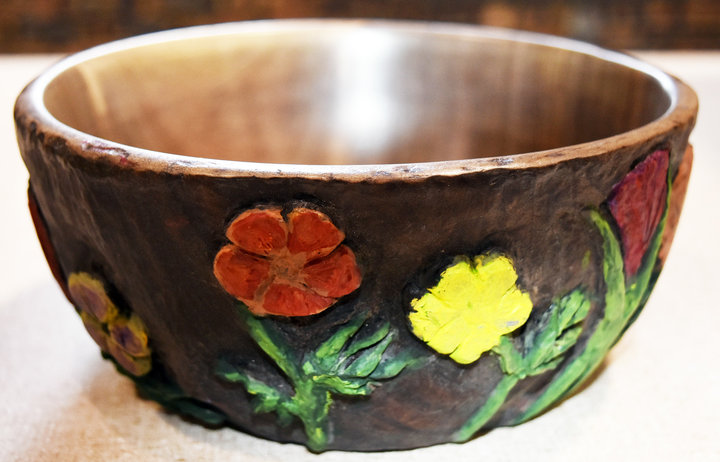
[68,272,118,323]
[109,315,151,358]
[68,272,152,376]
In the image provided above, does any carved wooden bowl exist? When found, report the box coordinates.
[14,21,697,451]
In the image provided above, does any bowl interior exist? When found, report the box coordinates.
[43,24,672,165]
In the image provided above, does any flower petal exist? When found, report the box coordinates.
[80,311,110,352]
[108,340,152,376]
[493,287,533,335]
[426,317,469,356]
[109,315,151,357]
[608,150,669,276]
[472,254,520,303]
[409,292,453,340]
[300,245,362,298]
[214,245,271,301]
[226,208,288,256]
[287,208,344,259]
[68,272,118,323]
[408,252,533,364]
[428,258,481,308]
[261,283,335,317]
[450,329,503,365]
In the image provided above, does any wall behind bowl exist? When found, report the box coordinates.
[1,0,719,52]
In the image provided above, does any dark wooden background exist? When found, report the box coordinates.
[1,0,719,52]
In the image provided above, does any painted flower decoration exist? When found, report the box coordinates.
[408,253,533,364]
[28,187,70,299]
[68,272,152,376]
[608,149,669,277]
[214,207,361,317]
[659,145,693,265]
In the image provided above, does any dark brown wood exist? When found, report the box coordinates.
[2,0,719,53]
[14,21,697,451]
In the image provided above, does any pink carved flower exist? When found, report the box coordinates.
[68,272,152,376]
[214,207,362,317]
[608,149,669,277]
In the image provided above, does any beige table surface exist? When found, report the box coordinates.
[1,52,719,462]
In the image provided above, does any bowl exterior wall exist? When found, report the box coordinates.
[15,87,694,451]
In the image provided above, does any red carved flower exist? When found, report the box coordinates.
[213,207,362,316]
[608,149,669,277]
[28,186,70,300]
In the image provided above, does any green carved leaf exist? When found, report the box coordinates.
[215,358,245,382]
[276,407,294,427]
[311,375,372,394]
[549,325,584,359]
[492,336,524,376]
[313,315,366,369]
[217,307,419,451]
[252,395,278,413]
[301,360,316,376]
[519,188,670,423]
[526,355,564,377]
[341,321,391,360]
[370,349,424,380]
[570,293,592,325]
[343,332,394,378]
[457,287,591,441]
[593,210,628,326]
[516,211,626,422]
[524,288,591,374]
[236,305,302,382]
[215,359,285,407]
[456,154,672,440]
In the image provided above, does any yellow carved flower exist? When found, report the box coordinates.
[409,253,533,364]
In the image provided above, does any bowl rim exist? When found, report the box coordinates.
[15,19,698,182]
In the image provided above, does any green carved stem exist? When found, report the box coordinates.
[518,177,671,423]
[286,382,332,451]
[455,374,520,441]
[454,289,590,441]
[232,309,333,450]
[239,309,303,384]
[218,306,419,451]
